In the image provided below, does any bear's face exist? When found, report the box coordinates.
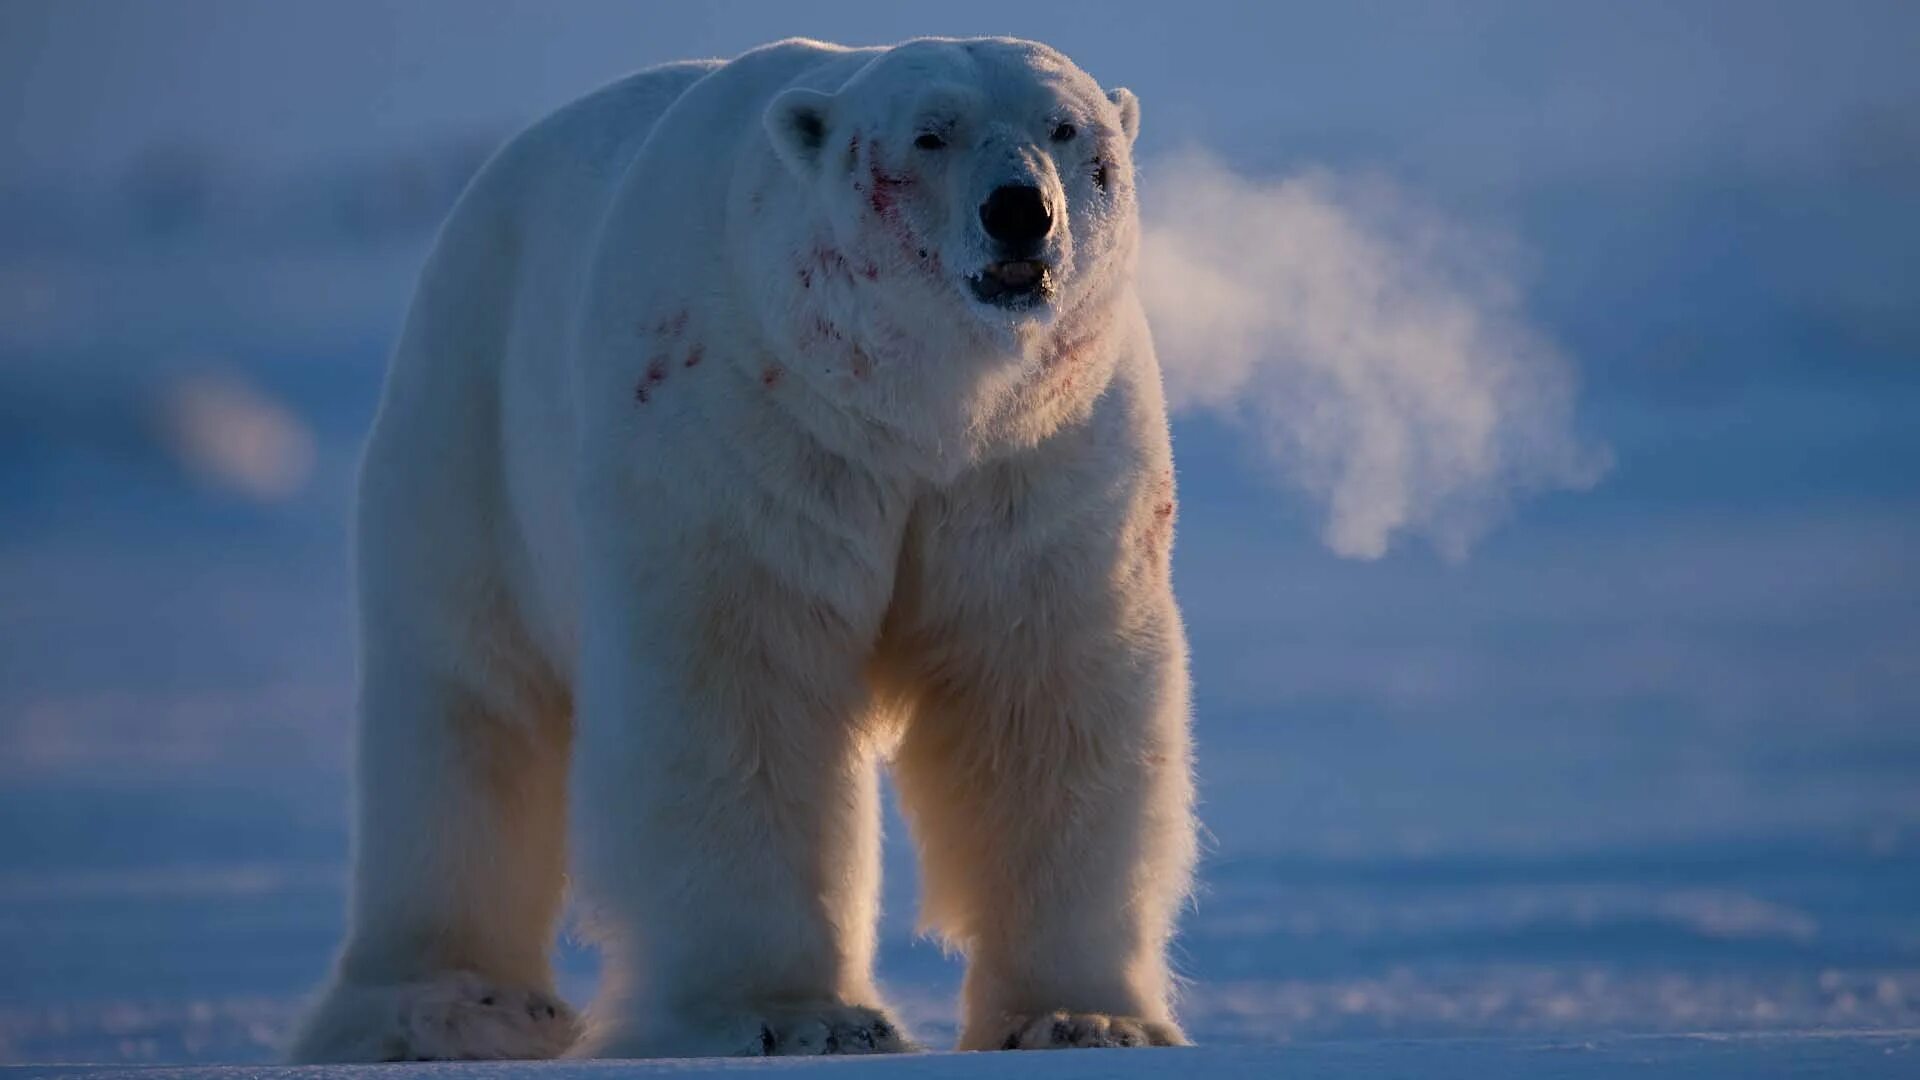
[765,39,1141,346]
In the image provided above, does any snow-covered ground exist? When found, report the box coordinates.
[3,1,1919,1074]
[8,1033,1920,1080]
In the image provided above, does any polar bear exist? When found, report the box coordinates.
[289,36,1196,1061]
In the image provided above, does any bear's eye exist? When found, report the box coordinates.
[1051,122,1077,143]
[914,132,947,151]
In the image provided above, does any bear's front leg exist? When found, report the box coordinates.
[887,456,1199,1051]
[566,521,910,1058]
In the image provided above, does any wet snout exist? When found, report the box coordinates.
[979,183,1053,259]
[968,148,1064,310]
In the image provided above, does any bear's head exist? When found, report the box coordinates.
[762,38,1141,366]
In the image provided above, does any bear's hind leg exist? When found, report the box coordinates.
[287,661,579,1062]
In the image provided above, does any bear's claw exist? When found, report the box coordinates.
[741,1004,911,1056]
[996,1011,1184,1050]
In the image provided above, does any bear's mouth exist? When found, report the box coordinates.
[968,260,1053,309]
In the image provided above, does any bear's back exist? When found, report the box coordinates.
[474,39,870,270]
[363,42,886,673]
[360,59,729,658]
[475,58,726,280]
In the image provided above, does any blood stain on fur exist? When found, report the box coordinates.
[815,245,852,279]
[1149,470,1177,546]
[1151,467,1176,504]
[1142,494,1176,561]
[804,316,849,350]
[635,356,669,405]
[683,345,704,368]
[867,166,913,219]
[1039,329,1103,404]
[761,364,784,388]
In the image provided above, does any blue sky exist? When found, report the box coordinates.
[5,1,1918,181]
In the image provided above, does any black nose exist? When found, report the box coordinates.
[979,184,1053,251]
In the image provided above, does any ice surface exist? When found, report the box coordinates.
[9,1035,1920,1080]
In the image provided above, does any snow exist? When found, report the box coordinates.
[12,1034,1920,1080]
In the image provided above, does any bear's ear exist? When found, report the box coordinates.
[765,87,836,177]
[1106,87,1141,146]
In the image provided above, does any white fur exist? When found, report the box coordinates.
[289,37,1195,1062]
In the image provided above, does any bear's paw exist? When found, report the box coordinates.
[736,1003,914,1056]
[590,1002,914,1058]
[996,1011,1184,1050]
